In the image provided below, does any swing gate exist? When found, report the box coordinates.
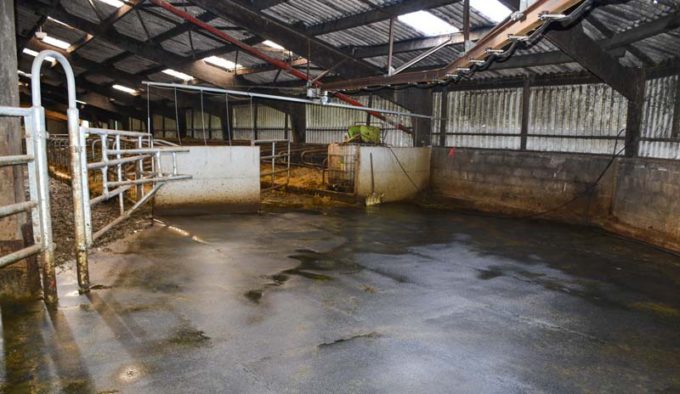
[253,138,291,191]
[0,51,191,303]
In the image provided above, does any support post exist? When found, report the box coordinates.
[0,0,40,301]
[520,76,532,150]
[387,17,395,75]
[463,0,472,51]
[672,74,680,140]
[288,103,306,143]
[439,87,448,147]
[625,71,646,157]
[178,108,187,139]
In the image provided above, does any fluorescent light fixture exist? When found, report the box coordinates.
[17,70,31,78]
[162,69,194,81]
[47,17,74,29]
[470,0,512,23]
[262,40,285,50]
[112,84,138,95]
[398,11,459,36]
[203,56,242,70]
[96,0,125,7]
[22,48,57,65]
[41,35,71,50]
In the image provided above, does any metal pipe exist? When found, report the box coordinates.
[0,106,32,117]
[0,244,42,269]
[143,82,433,119]
[387,17,395,75]
[107,175,191,187]
[92,183,164,241]
[87,155,147,170]
[91,185,132,206]
[0,155,34,166]
[0,201,37,218]
[85,127,151,138]
[107,147,189,155]
[390,38,452,76]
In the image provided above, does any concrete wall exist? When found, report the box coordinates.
[430,148,680,252]
[156,146,260,211]
[357,146,430,202]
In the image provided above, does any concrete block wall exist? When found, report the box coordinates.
[430,148,680,253]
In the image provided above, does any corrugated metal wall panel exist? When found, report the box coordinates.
[640,75,679,160]
[527,83,627,154]
[442,88,522,149]
[305,96,413,146]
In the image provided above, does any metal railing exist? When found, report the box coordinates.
[72,125,191,290]
[0,54,63,304]
[253,138,291,191]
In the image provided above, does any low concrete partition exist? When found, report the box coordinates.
[431,147,680,253]
[356,146,431,202]
[156,146,260,213]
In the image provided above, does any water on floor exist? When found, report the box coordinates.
[1,203,679,393]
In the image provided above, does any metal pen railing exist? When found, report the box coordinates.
[252,138,291,191]
[0,96,56,304]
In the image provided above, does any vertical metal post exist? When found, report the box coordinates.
[387,17,395,75]
[271,141,275,187]
[671,75,680,140]
[463,0,472,51]
[520,76,532,151]
[439,87,448,147]
[136,136,144,200]
[115,135,124,214]
[29,107,57,304]
[32,50,88,294]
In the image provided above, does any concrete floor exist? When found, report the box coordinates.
[1,203,679,393]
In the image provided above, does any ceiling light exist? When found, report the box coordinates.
[22,48,57,65]
[162,69,194,81]
[203,56,242,70]
[262,40,285,50]
[41,35,71,50]
[17,70,31,78]
[47,17,74,29]
[96,0,125,7]
[112,84,138,95]
[470,0,512,23]
[398,11,459,37]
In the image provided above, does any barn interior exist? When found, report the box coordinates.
[1,0,679,392]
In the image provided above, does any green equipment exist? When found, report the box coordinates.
[347,124,381,144]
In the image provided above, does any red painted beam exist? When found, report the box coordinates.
[147,0,410,133]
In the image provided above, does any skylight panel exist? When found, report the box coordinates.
[162,69,194,81]
[113,84,138,95]
[204,56,242,71]
[470,0,512,23]
[96,0,125,8]
[41,35,71,50]
[262,40,285,50]
[398,11,459,37]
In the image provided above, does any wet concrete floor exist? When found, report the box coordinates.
[1,203,680,393]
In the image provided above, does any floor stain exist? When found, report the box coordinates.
[318,332,382,348]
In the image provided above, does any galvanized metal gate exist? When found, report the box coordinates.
[253,138,291,191]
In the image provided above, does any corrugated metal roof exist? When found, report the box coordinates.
[16,0,680,92]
